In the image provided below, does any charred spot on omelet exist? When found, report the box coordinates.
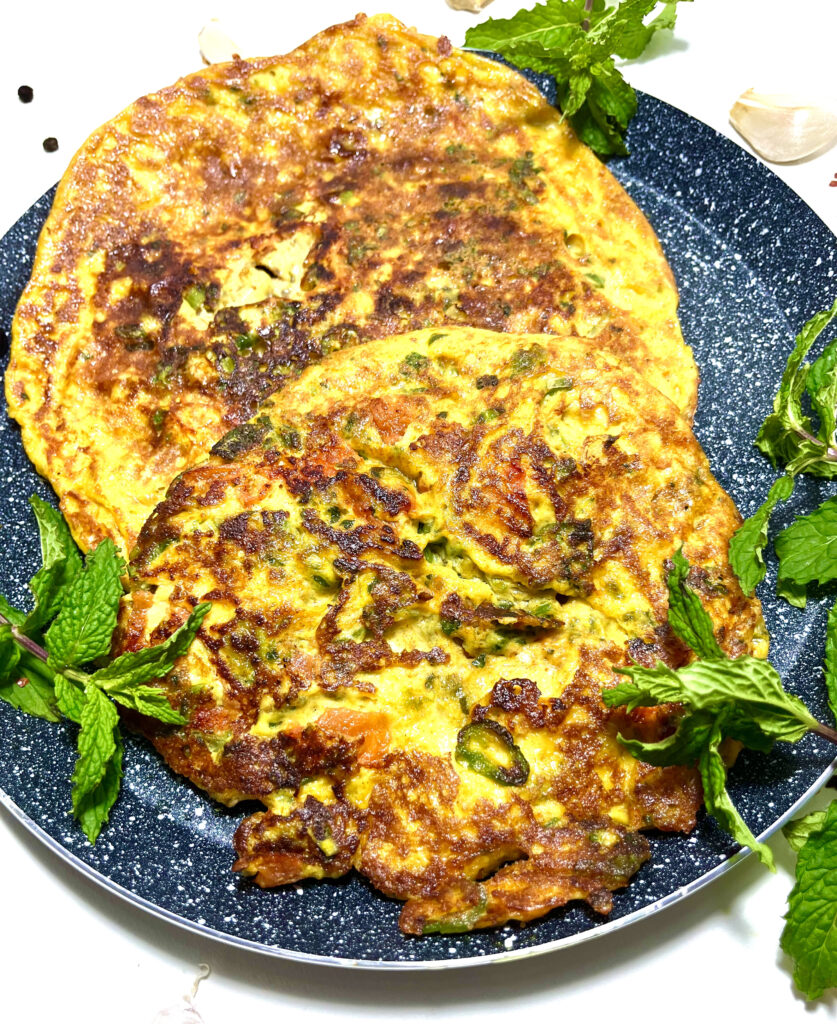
[118,327,764,934]
[8,13,693,554]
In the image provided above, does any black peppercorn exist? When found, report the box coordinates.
[17,85,33,103]
[42,137,59,153]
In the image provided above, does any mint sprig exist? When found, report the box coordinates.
[729,301,837,603]
[720,300,837,1000]
[782,802,837,1001]
[755,300,837,477]
[464,0,690,157]
[0,496,209,842]
[605,552,837,870]
[606,544,837,996]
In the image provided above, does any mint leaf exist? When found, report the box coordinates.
[71,684,119,810]
[562,77,628,154]
[465,0,592,51]
[729,474,795,595]
[54,674,86,725]
[786,441,837,481]
[613,709,715,766]
[46,539,124,669]
[90,603,209,690]
[562,68,593,118]
[3,653,60,722]
[665,550,723,658]
[606,667,681,710]
[76,734,123,844]
[2,678,57,722]
[464,0,688,157]
[826,601,837,721]
[26,495,82,632]
[607,657,819,743]
[777,573,808,609]
[775,496,837,588]
[0,629,59,722]
[611,0,682,57]
[0,594,26,629]
[782,799,837,999]
[700,719,774,869]
[0,626,21,681]
[593,0,684,59]
[807,334,837,446]
[589,59,636,126]
[109,685,185,724]
[784,808,830,853]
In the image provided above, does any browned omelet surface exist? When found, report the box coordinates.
[119,327,764,935]
[8,13,693,555]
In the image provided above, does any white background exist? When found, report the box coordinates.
[1,2,837,1021]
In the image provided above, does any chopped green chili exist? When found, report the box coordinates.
[402,352,429,372]
[455,720,529,786]
[476,408,500,424]
[421,888,488,934]
[183,284,206,311]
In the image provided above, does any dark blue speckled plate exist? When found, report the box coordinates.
[1,82,836,969]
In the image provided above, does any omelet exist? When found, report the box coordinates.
[118,327,764,934]
[7,13,694,555]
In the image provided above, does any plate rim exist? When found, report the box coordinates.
[2,755,834,970]
[2,84,837,969]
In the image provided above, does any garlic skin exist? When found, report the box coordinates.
[151,1002,204,1024]
[198,20,240,65]
[446,0,496,11]
[730,89,837,164]
[152,964,210,1023]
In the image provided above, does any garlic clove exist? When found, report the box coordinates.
[730,89,837,163]
[198,20,240,65]
[446,0,497,11]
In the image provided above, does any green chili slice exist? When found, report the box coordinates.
[421,888,488,934]
[455,720,529,786]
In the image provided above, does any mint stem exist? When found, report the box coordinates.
[794,425,837,462]
[0,611,87,685]
[0,611,49,663]
[582,0,594,31]
[813,722,837,746]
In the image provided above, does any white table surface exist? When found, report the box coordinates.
[1,2,837,1021]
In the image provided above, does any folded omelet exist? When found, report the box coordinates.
[7,13,694,555]
[119,327,764,934]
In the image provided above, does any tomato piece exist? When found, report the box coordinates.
[316,708,391,766]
